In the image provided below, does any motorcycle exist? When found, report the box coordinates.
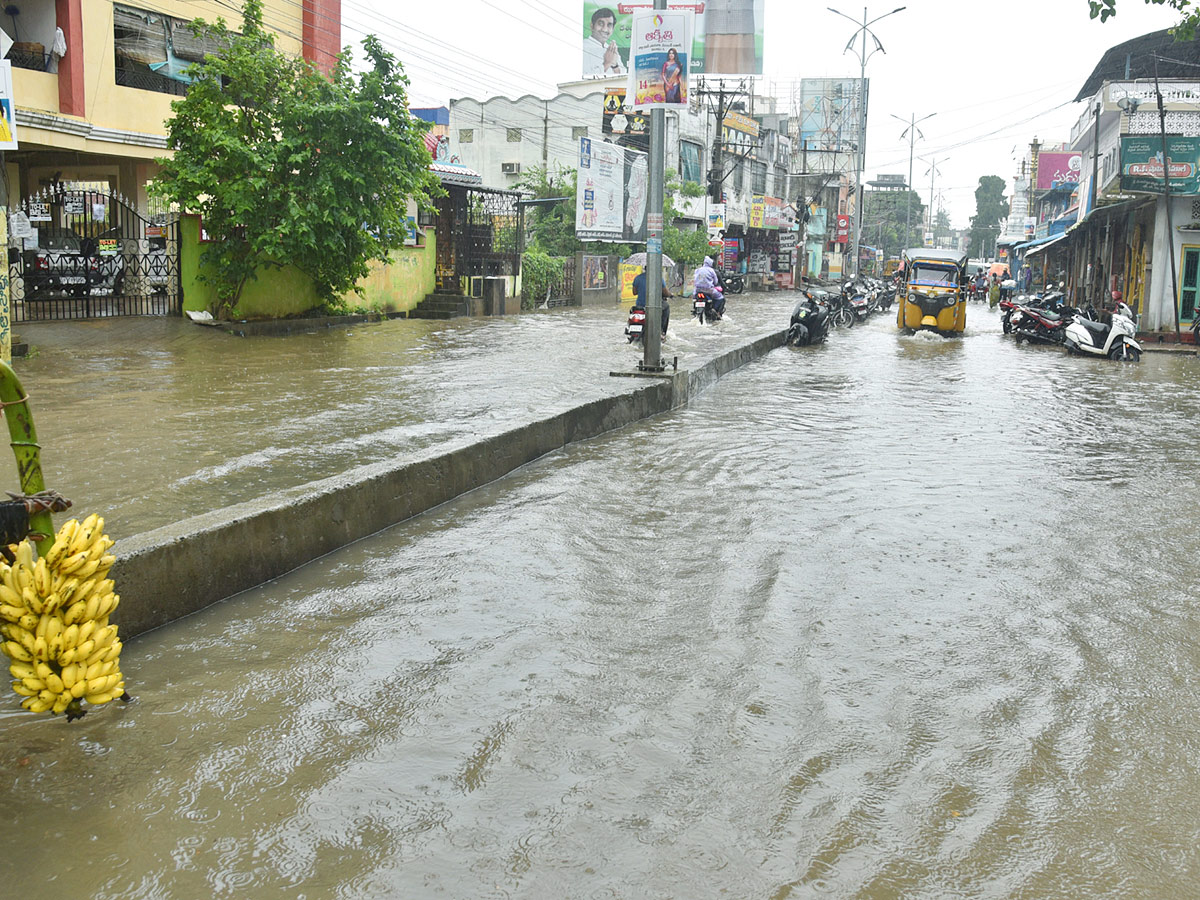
[1009,303,1069,346]
[693,290,724,325]
[828,287,856,328]
[787,291,831,346]
[1064,301,1142,361]
[721,271,745,294]
[625,304,647,343]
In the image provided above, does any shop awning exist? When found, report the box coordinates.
[1024,233,1069,257]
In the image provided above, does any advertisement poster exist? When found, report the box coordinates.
[721,110,760,155]
[601,89,649,149]
[723,238,739,270]
[583,1,764,78]
[749,195,766,228]
[576,138,649,243]
[625,9,693,109]
[1121,136,1200,195]
[707,203,726,231]
[0,61,16,151]
[1035,151,1082,190]
[583,255,610,290]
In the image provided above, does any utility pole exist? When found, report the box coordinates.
[642,0,667,372]
[892,111,933,252]
[923,156,942,245]
[1154,53,1181,339]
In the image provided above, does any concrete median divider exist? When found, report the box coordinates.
[111,328,787,638]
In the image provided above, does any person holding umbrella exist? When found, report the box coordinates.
[632,265,671,336]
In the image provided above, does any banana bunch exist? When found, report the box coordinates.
[0,514,127,720]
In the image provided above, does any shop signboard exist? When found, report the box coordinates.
[763,196,781,229]
[582,1,765,79]
[796,78,862,153]
[625,8,693,110]
[1035,151,1081,190]
[778,232,797,252]
[1121,136,1200,195]
[722,238,739,270]
[835,214,850,244]
[721,110,760,155]
[749,195,766,228]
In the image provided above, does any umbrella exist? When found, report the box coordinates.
[623,252,676,269]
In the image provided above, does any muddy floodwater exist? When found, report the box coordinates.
[4,304,1200,898]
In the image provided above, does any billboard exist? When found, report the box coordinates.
[625,8,693,109]
[1035,151,1081,190]
[1121,136,1200,195]
[796,78,862,153]
[602,89,650,148]
[576,138,649,242]
[582,1,765,78]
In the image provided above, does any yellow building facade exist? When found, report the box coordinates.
[2,0,341,206]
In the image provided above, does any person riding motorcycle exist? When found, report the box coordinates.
[693,256,726,316]
[631,266,671,336]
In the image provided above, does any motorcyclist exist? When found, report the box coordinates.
[693,256,726,316]
[631,266,671,336]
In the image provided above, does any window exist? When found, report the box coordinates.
[113,4,228,96]
[459,129,474,143]
[507,128,523,142]
[752,161,767,195]
[775,166,788,198]
[733,160,744,193]
[1182,247,1200,321]
[572,126,589,140]
[679,140,702,185]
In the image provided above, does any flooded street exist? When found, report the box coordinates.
[4,305,1200,898]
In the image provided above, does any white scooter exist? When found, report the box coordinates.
[1064,301,1142,362]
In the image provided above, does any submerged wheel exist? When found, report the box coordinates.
[834,307,854,328]
[1109,342,1141,362]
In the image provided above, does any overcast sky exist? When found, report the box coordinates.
[338,0,1183,227]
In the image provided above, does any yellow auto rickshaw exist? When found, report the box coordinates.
[896,248,968,334]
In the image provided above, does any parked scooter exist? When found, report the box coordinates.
[787,291,831,346]
[1064,301,1142,361]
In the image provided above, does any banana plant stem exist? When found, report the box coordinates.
[0,359,51,541]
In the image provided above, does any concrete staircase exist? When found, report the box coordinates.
[408,292,472,319]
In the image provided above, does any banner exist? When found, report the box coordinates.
[1035,151,1081,190]
[0,62,17,150]
[721,110,760,155]
[582,2,764,78]
[625,9,693,109]
[576,138,649,242]
[1121,136,1200,195]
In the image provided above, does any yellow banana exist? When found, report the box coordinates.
[31,635,49,661]
[13,541,33,571]
[82,592,101,623]
[92,625,117,649]
[86,673,120,695]
[42,592,65,616]
[0,623,17,641]
[96,554,116,573]
[15,628,35,654]
[2,640,33,662]
[70,559,100,582]
[57,551,90,577]
[44,616,63,645]
[62,599,86,626]
[12,679,37,696]
[56,576,81,605]
[85,689,118,705]
[0,601,23,622]
[43,671,64,694]
[71,639,95,664]
[9,661,35,678]
[101,641,121,664]
[84,659,112,681]
[61,623,80,650]
[21,586,42,615]
[20,674,46,691]
[77,621,96,646]
[17,613,37,632]
[67,515,100,556]
[61,662,80,689]
[41,533,68,569]
[52,693,72,715]
[22,695,52,712]
[93,594,117,619]
[32,558,50,597]
[70,678,87,699]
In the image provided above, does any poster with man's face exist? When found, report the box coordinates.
[582,1,764,78]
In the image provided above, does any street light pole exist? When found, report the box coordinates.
[892,111,934,252]
[828,5,905,276]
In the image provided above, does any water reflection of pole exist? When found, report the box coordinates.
[1154,54,1181,339]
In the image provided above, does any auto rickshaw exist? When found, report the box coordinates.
[896,248,968,334]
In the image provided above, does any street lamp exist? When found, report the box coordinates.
[828,5,905,276]
[892,111,935,251]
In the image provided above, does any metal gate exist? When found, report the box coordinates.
[8,186,180,322]
[434,185,522,295]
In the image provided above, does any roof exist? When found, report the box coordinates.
[902,247,968,267]
[430,161,482,186]
[1075,29,1200,101]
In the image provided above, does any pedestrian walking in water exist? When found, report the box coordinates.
[988,273,1001,310]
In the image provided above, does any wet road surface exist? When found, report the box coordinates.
[4,302,1200,898]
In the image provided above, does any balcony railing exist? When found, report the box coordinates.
[115,64,187,97]
[9,45,52,72]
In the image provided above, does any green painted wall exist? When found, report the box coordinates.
[180,216,437,319]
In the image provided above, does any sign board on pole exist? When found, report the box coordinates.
[1121,135,1200,195]
[624,9,694,110]
[575,137,648,243]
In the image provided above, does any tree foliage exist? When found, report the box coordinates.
[1089,0,1200,38]
[968,176,1009,258]
[153,0,441,316]
[862,190,927,260]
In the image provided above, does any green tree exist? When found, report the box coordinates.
[1089,0,1200,37]
[862,189,926,260]
[153,0,440,316]
[968,176,1009,259]
[663,168,710,268]
[516,164,582,257]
